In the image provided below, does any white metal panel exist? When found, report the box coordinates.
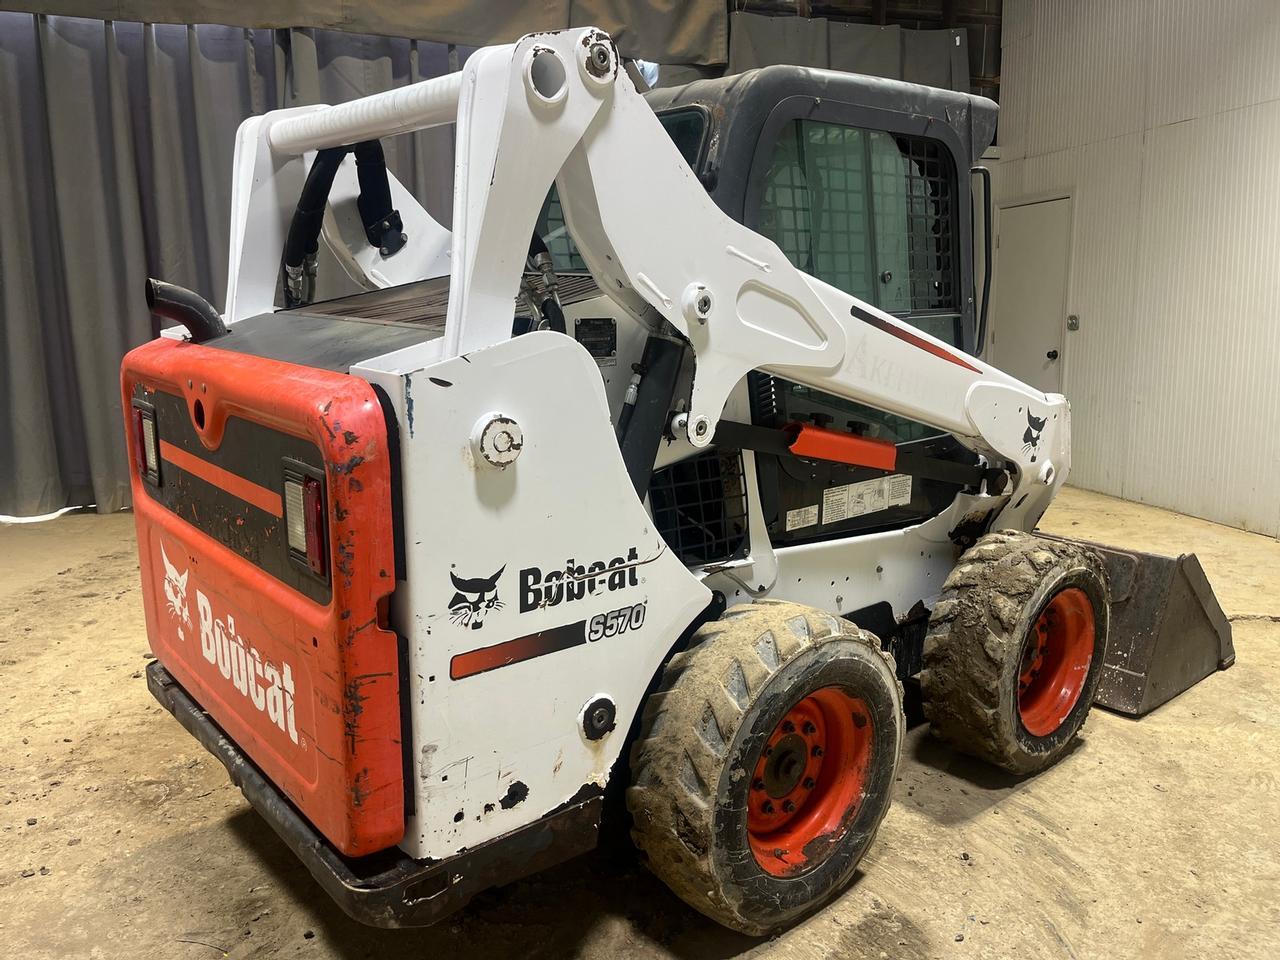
[355,332,712,860]
[994,33,1031,157]
[995,0,1280,536]
[1016,0,1150,159]
[1125,100,1280,534]
[1147,2,1280,128]
[1001,0,1034,44]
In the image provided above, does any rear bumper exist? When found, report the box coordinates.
[148,661,603,928]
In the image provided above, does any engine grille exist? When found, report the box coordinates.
[296,272,603,327]
[649,451,749,567]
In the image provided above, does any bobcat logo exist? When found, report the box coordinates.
[160,543,192,640]
[1022,410,1047,463]
[449,567,505,630]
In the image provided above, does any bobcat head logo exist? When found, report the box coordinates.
[449,567,505,630]
[160,543,191,639]
[1022,410,1047,463]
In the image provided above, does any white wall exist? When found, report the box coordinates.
[994,0,1280,537]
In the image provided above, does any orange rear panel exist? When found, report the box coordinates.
[122,337,404,856]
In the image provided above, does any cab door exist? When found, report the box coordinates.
[741,108,981,549]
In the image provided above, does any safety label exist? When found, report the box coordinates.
[822,474,912,524]
[785,504,820,531]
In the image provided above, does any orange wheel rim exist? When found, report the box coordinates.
[746,686,873,877]
[1018,587,1095,737]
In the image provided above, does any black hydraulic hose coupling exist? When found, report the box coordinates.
[539,296,567,335]
[285,147,346,269]
[528,231,551,260]
[354,140,406,256]
[145,278,227,343]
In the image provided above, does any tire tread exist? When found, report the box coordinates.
[921,530,1108,774]
[627,602,897,933]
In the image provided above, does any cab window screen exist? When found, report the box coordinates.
[754,119,961,443]
[758,120,959,341]
[538,108,707,271]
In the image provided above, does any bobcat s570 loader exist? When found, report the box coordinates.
[122,28,1233,935]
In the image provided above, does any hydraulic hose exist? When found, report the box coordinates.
[283,147,346,271]
[353,140,404,254]
[281,139,404,307]
[618,335,685,499]
[525,232,565,333]
[538,297,567,335]
[528,232,551,260]
[145,278,227,343]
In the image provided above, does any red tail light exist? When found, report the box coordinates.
[284,469,327,579]
[131,403,160,484]
[303,475,326,577]
[132,407,146,473]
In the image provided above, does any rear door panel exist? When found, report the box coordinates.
[122,338,404,856]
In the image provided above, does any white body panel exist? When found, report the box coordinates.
[355,334,709,859]
[220,27,1073,859]
[322,160,453,290]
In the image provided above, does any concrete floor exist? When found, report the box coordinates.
[2,487,1277,960]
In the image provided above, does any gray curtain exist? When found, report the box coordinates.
[0,14,466,517]
[2,1,728,65]
[727,11,970,92]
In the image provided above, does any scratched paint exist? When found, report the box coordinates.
[404,374,415,438]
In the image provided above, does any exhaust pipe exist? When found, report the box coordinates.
[145,279,227,343]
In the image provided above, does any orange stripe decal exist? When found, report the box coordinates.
[159,440,284,517]
[852,306,983,374]
[450,622,587,680]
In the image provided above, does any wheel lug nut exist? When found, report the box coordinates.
[782,800,796,813]
[811,745,823,757]
[782,720,795,733]
[762,801,774,814]
[803,777,815,789]
[752,779,764,791]
[802,721,816,735]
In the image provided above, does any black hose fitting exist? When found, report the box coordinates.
[353,141,405,256]
[284,147,347,270]
[145,279,227,343]
[539,296,567,335]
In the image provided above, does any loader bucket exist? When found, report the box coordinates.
[1045,536,1235,716]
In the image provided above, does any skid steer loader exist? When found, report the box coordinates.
[122,28,1233,935]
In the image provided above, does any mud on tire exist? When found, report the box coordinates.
[626,600,904,936]
[920,531,1110,775]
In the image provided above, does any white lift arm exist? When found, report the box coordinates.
[224,27,1068,528]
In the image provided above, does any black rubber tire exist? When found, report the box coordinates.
[920,531,1110,775]
[626,600,904,936]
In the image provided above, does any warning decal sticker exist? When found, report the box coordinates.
[822,474,913,524]
[785,504,820,531]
